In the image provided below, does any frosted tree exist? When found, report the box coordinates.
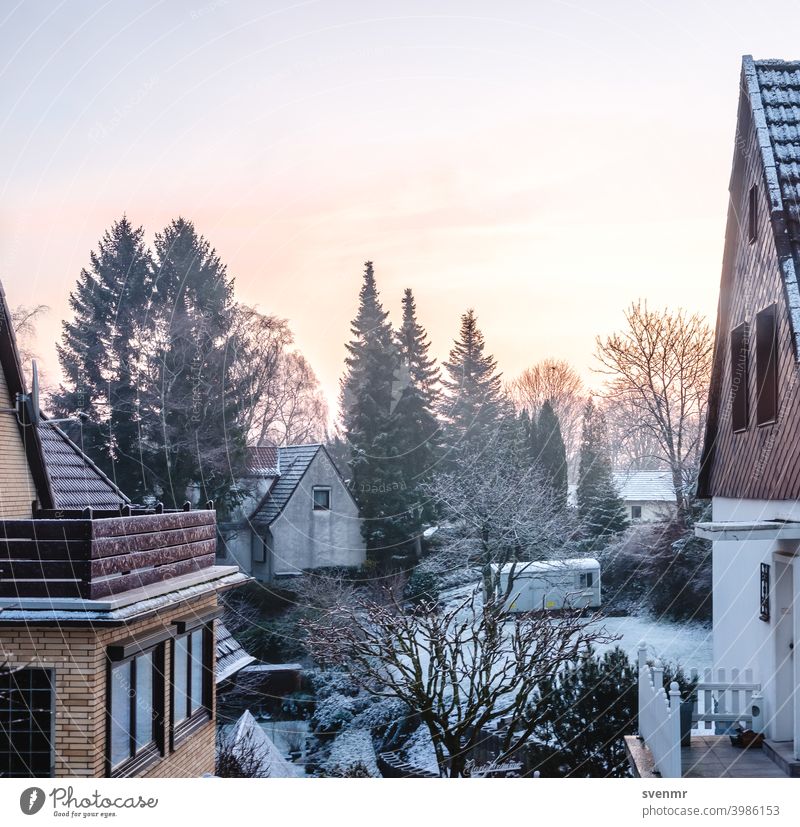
[304,589,611,777]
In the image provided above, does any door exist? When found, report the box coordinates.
[773,560,794,741]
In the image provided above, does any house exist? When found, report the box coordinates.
[218,444,365,581]
[630,56,800,778]
[0,279,250,778]
[612,470,677,522]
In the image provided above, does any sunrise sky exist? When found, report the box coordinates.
[3,0,800,410]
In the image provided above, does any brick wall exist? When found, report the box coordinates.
[0,593,218,778]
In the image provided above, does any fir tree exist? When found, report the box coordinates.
[577,399,628,543]
[537,400,568,509]
[53,216,154,501]
[148,218,245,512]
[439,309,507,455]
[340,262,405,557]
[532,646,637,777]
[392,288,441,538]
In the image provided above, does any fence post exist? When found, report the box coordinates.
[638,642,648,670]
[668,681,683,778]
[638,643,649,740]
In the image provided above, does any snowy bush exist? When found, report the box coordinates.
[321,729,380,778]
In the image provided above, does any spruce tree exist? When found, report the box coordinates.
[577,399,628,544]
[537,400,568,508]
[340,262,405,557]
[148,218,245,512]
[54,216,154,501]
[439,309,507,456]
[392,288,441,537]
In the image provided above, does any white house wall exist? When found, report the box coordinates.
[269,450,365,575]
[712,496,800,743]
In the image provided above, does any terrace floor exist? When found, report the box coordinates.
[626,735,789,778]
[682,736,786,778]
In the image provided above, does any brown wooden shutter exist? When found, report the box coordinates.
[756,305,778,424]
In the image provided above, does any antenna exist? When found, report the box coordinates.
[30,359,41,425]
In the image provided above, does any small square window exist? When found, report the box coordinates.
[579,572,594,588]
[631,505,642,520]
[313,488,331,510]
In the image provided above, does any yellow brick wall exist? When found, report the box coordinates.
[0,365,36,518]
[0,594,218,778]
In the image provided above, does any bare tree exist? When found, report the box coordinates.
[602,396,665,472]
[11,303,49,386]
[230,304,328,446]
[304,589,611,777]
[594,302,713,521]
[216,725,271,778]
[423,439,577,602]
[509,359,585,477]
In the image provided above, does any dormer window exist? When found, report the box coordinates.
[755,305,778,425]
[731,322,749,432]
[748,184,758,243]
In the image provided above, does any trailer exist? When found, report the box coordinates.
[489,558,601,613]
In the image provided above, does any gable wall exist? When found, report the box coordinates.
[270,449,365,574]
[707,97,800,500]
[0,366,35,517]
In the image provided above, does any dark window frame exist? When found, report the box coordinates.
[170,623,213,750]
[748,183,758,243]
[0,667,55,778]
[312,486,331,511]
[731,322,750,432]
[106,643,166,778]
[631,505,642,520]
[755,304,779,426]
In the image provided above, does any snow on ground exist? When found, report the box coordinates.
[592,614,711,671]
[439,581,712,671]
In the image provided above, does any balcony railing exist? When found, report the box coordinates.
[0,505,216,600]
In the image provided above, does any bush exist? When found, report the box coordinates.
[404,569,439,605]
[531,646,637,777]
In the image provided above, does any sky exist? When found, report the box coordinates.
[3,0,800,410]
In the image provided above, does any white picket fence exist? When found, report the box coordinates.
[638,652,682,778]
[636,643,763,778]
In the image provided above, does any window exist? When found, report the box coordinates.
[748,184,758,243]
[108,647,163,775]
[756,305,778,425]
[731,322,749,432]
[252,533,267,564]
[0,668,54,778]
[578,572,594,589]
[631,505,642,520]
[313,487,331,511]
[171,626,212,745]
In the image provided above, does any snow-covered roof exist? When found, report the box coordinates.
[245,446,279,476]
[613,470,676,502]
[746,57,800,354]
[491,557,599,574]
[228,710,296,778]
[215,620,256,684]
